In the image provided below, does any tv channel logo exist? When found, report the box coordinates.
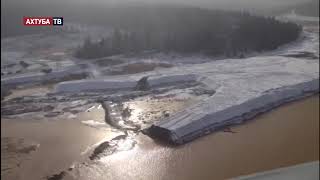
[23,17,63,26]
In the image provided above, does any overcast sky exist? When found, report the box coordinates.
[60,0,313,6]
[4,0,315,11]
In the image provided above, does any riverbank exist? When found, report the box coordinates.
[66,95,319,180]
[1,11,319,180]
[2,95,318,180]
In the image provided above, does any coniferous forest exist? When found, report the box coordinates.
[74,6,302,59]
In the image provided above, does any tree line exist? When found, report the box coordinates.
[74,7,302,59]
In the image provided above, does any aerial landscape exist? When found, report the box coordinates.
[1,0,319,180]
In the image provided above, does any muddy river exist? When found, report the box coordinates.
[1,95,319,180]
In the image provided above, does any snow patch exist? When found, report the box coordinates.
[54,74,200,93]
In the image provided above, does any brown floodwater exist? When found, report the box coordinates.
[1,119,109,180]
[65,95,319,180]
[1,96,196,180]
[1,95,319,180]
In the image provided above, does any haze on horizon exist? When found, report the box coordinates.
[3,0,315,11]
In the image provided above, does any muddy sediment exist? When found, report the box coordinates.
[46,171,66,180]
[1,95,319,180]
[64,95,319,180]
[1,91,197,180]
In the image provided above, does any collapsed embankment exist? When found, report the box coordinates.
[146,79,319,145]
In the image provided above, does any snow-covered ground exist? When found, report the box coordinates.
[55,54,319,143]
[51,14,319,144]
[1,14,319,144]
[2,13,318,86]
[280,10,320,23]
[1,23,113,80]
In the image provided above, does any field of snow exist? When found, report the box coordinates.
[54,54,319,143]
[1,23,113,80]
[1,14,319,144]
[51,13,319,144]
